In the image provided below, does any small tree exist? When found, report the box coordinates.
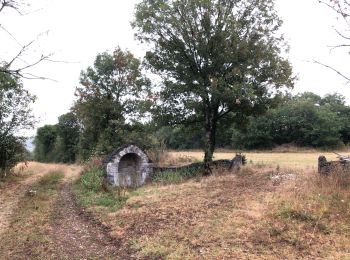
[0,71,35,177]
[133,0,294,174]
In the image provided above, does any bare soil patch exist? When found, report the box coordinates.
[50,183,122,259]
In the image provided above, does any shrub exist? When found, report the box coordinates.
[152,164,202,185]
[73,159,128,211]
[80,166,105,192]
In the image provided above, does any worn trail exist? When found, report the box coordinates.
[0,163,56,235]
[50,183,120,259]
[0,163,129,259]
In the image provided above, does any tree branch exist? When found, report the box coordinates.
[334,28,350,40]
[312,60,350,84]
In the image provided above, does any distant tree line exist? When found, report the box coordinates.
[34,83,350,163]
[4,0,350,177]
[156,92,350,150]
[34,48,157,163]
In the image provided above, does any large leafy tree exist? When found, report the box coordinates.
[73,47,150,159]
[133,0,294,174]
[0,71,35,176]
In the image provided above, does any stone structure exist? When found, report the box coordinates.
[153,154,247,175]
[318,155,350,175]
[105,144,152,188]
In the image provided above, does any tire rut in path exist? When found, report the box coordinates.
[51,183,123,259]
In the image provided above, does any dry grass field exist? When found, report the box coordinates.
[1,152,350,259]
[167,150,343,169]
[86,163,349,259]
[75,150,350,259]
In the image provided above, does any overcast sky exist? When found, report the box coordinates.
[1,0,349,136]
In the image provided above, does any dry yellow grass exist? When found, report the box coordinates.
[0,162,83,259]
[168,150,343,169]
[0,162,81,236]
[94,165,350,259]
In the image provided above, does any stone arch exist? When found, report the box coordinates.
[105,144,152,187]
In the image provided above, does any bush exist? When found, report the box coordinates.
[73,159,128,211]
[0,136,27,178]
[152,164,202,185]
[80,166,105,192]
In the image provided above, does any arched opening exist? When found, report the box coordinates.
[118,153,142,187]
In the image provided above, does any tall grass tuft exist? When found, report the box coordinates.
[152,164,202,185]
[73,159,128,211]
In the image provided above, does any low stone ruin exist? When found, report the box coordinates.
[105,144,153,188]
[105,145,246,188]
[318,155,350,175]
[153,154,246,174]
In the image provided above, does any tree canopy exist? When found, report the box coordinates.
[73,47,151,160]
[0,71,35,176]
[133,0,294,174]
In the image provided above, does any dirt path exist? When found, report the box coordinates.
[50,183,122,259]
[0,162,130,259]
[0,162,63,235]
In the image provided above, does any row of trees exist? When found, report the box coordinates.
[34,49,157,163]
[151,92,350,150]
[34,0,349,171]
[35,82,350,164]
[4,0,349,176]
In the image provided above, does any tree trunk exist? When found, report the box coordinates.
[203,116,216,176]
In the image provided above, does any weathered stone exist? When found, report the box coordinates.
[318,155,350,175]
[229,154,246,171]
[105,144,152,188]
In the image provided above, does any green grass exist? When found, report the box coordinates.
[73,166,128,212]
[38,170,65,187]
[152,164,202,185]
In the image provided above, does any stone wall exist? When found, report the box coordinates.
[318,155,350,175]
[105,144,152,187]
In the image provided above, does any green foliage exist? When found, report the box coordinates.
[153,164,202,185]
[236,93,347,149]
[74,47,151,160]
[73,164,128,210]
[133,0,294,167]
[151,91,350,150]
[33,125,58,162]
[155,125,203,150]
[80,166,105,192]
[0,135,27,178]
[0,71,35,177]
[55,112,80,163]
